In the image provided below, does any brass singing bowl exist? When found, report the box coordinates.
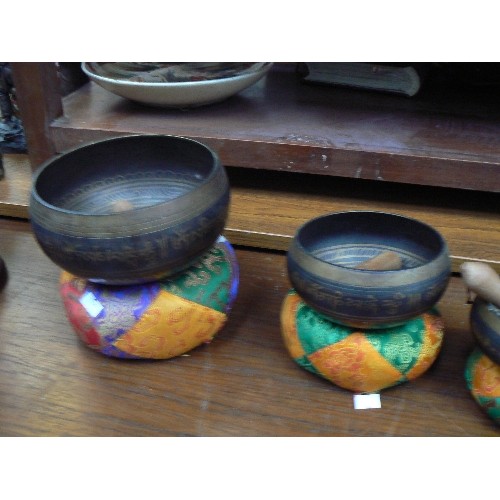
[30,135,230,284]
[470,297,500,364]
[287,211,451,329]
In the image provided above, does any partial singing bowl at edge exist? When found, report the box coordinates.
[470,297,500,364]
[287,211,451,329]
[29,134,230,284]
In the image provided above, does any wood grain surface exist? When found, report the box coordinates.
[0,217,498,436]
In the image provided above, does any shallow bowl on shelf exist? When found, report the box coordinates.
[30,134,230,284]
[470,297,500,364]
[287,211,451,329]
[81,62,273,108]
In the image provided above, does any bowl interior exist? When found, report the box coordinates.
[34,136,217,215]
[298,211,445,270]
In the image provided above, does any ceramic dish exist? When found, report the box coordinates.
[81,62,273,108]
[30,134,230,284]
[287,211,451,329]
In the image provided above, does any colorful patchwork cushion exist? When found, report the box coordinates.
[464,347,500,425]
[60,236,239,359]
[281,289,445,393]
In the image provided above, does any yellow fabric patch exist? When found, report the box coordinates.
[114,289,227,359]
[472,354,500,398]
[309,333,403,393]
[280,292,306,360]
[60,270,72,285]
[60,269,86,289]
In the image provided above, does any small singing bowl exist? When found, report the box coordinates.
[287,211,451,329]
[470,297,500,365]
[30,134,230,284]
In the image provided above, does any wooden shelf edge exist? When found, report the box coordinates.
[49,124,500,194]
[0,202,29,219]
[223,228,499,275]
[224,171,500,275]
[1,157,497,275]
[224,228,290,251]
[0,153,31,219]
[0,214,494,275]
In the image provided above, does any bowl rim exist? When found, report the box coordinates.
[81,62,274,88]
[290,210,449,275]
[30,134,225,219]
[472,296,500,324]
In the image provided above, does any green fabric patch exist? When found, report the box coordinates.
[160,241,236,313]
[364,315,426,375]
[295,301,352,356]
[464,348,483,388]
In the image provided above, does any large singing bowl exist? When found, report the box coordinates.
[30,135,230,284]
[287,211,451,329]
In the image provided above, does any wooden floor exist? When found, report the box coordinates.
[0,216,498,436]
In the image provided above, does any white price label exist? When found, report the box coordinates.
[353,393,381,410]
[79,291,104,318]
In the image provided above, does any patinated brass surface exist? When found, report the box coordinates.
[287,211,451,329]
[29,135,230,284]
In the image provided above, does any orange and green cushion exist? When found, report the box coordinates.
[281,289,444,393]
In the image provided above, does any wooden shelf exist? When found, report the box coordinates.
[48,63,500,192]
[225,168,500,274]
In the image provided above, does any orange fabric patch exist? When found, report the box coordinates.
[309,333,403,393]
[114,289,227,359]
[472,354,500,398]
[280,293,306,360]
